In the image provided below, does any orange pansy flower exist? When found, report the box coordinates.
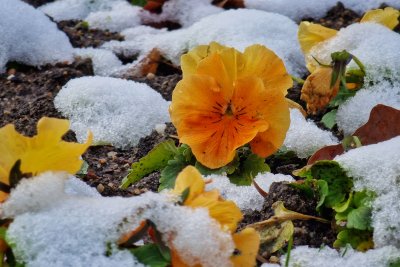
[170,43,291,168]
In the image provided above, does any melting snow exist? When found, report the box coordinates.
[54,76,170,148]
[0,0,73,73]
[283,109,338,158]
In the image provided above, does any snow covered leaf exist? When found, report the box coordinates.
[130,244,170,267]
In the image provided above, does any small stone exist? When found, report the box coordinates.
[107,151,118,159]
[96,184,105,193]
[98,158,107,164]
[269,256,280,264]
[146,72,155,79]
[107,182,115,188]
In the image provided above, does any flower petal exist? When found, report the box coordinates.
[188,190,243,233]
[240,44,293,95]
[298,21,337,54]
[231,228,260,267]
[250,86,290,158]
[361,7,400,30]
[173,166,205,203]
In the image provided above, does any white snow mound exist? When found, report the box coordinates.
[1,172,235,267]
[205,172,294,211]
[0,0,73,73]
[54,76,170,148]
[283,109,338,158]
[103,9,305,76]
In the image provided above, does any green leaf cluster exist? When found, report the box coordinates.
[121,141,270,191]
[130,244,170,267]
[296,161,374,251]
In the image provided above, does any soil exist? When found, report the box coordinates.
[1,2,394,265]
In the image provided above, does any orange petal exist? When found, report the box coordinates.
[361,7,400,30]
[173,166,205,204]
[250,86,290,158]
[231,228,260,267]
[240,44,293,95]
[300,67,340,114]
[298,21,337,54]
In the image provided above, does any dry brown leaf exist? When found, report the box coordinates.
[143,0,167,13]
[308,104,400,164]
[212,0,244,8]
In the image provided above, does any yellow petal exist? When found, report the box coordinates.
[361,7,400,30]
[231,228,260,267]
[188,190,243,232]
[240,44,293,95]
[298,21,337,54]
[173,166,205,204]
[300,67,340,114]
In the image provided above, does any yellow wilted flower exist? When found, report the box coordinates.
[170,43,290,169]
[299,7,400,72]
[172,166,259,267]
[0,117,92,202]
[300,67,340,114]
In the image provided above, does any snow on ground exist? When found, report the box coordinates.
[278,245,400,267]
[54,77,170,148]
[74,48,123,76]
[283,109,338,158]
[335,136,400,248]
[336,81,400,135]
[205,173,294,211]
[245,0,400,21]
[307,23,400,84]
[0,0,73,73]
[2,172,234,267]
[103,9,306,76]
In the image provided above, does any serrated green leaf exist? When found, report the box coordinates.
[195,156,239,176]
[130,244,170,267]
[347,206,372,230]
[159,155,187,191]
[321,109,337,129]
[228,154,270,185]
[289,179,316,199]
[121,140,177,189]
[333,192,353,213]
[311,161,353,208]
[316,179,328,210]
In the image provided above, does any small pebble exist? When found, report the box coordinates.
[269,256,280,264]
[107,151,118,159]
[99,158,107,164]
[107,182,115,188]
[96,184,105,193]
[146,72,155,79]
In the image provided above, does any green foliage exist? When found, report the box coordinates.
[333,229,373,251]
[228,153,270,185]
[130,244,170,267]
[389,259,400,267]
[121,140,178,189]
[311,161,353,209]
[321,109,337,129]
[131,0,147,7]
[159,144,194,191]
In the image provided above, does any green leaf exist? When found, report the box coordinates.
[77,160,89,176]
[321,109,337,129]
[389,259,400,267]
[316,179,328,210]
[333,229,373,251]
[347,206,372,231]
[131,0,147,7]
[289,179,316,199]
[130,244,170,267]
[121,140,177,189]
[329,84,357,107]
[228,154,270,185]
[311,161,353,208]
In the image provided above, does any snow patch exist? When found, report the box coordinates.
[2,172,235,267]
[205,173,294,211]
[0,0,73,73]
[281,245,400,267]
[283,109,338,158]
[335,136,400,247]
[336,81,400,136]
[103,9,305,76]
[54,76,170,148]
